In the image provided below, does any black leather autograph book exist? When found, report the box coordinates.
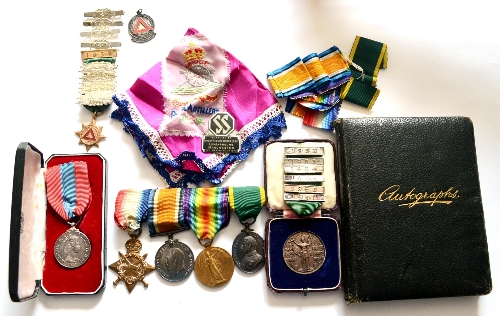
[335,117,492,303]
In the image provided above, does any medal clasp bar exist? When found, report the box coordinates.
[284,147,324,157]
[284,165,324,174]
[84,9,124,18]
[284,157,324,166]
[283,193,325,202]
[283,184,325,194]
[283,174,324,183]
[81,49,118,61]
[81,41,121,49]
[83,20,123,27]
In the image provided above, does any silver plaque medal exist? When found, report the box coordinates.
[45,161,93,269]
[128,9,156,43]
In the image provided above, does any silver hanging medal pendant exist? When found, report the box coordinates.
[128,9,156,43]
[54,222,91,269]
[232,222,265,274]
[155,234,194,282]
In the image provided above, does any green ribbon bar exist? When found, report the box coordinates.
[340,36,388,109]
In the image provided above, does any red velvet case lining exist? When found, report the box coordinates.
[41,154,105,294]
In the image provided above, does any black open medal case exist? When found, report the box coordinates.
[263,139,341,294]
[9,142,107,302]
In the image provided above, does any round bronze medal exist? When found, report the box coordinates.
[54,227,91,269]
[155,239,194,282]
[194,246,234,287]
[283,231,326,275]
[232,231,265,274]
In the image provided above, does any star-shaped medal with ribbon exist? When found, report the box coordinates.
[75,113,106,151]
[109,237,155,292]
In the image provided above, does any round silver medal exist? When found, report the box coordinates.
[283,231,325,275]
[232,231,265,274]
[54,227,91,269]
[128,9,156,43]
[155,239,194,282]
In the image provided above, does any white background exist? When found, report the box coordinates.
[2,1,499,315]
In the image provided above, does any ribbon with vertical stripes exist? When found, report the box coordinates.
[110,189,156,292]
[228,186,266,223]
[114,189,153,234]
[45,161,93,269]
[147,188,189,236]
[145,188,194,282]
[45,161,92,221]
[340,36,388,109]
[184,187,230,245]
[266,46,351,130]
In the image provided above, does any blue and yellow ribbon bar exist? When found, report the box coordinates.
[267,57,316,98]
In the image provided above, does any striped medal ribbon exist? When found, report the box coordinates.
[147,188,194,282]
[184,187,235,288]
[228,186,266,274]
[45,161,92,269]
[266,46,351,130]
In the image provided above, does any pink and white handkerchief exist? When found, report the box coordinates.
[112,28,286,187]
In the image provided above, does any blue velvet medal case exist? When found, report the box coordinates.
[263,139,341,294]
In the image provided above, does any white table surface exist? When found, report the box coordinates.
[2,1,498,315]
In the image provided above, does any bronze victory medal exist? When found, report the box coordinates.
[155,240,194,282]
[54,227,91,269]
[283,231,326,275]
[232,231,265,274]
[194,246,234,287]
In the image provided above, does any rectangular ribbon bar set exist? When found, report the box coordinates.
[266,36,388,130]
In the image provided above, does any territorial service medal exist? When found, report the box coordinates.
[229,186,266,274]
[45,161,92,269]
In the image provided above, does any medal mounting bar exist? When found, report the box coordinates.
[83,9,124,18]
[283,146,325,202]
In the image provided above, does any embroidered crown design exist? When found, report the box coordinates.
[182,43,205,62]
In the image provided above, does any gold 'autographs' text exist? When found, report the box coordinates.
[378,185,459,208]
